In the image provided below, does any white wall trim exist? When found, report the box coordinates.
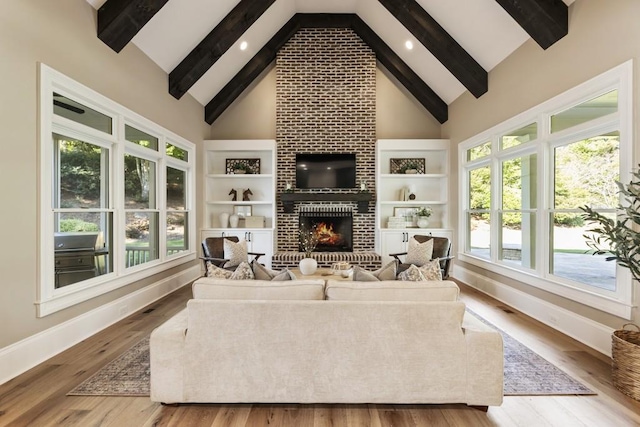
[455,265,615,357]
[0,265,200,386]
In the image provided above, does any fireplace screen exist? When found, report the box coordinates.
[299,210,353,252]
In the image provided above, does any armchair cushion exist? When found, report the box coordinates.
[223,239,248,268]
[405,237,434,266]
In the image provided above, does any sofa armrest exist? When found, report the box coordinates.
[150,309,188,403]
[462,312,504,406]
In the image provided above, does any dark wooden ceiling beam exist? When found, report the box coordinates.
[206,13,448,124]
[205,16,301,124]
[378,0,488,99]
[495,0,568,49]
[97,0,169,53]
[169,0,276,100]
[351,16,448,124]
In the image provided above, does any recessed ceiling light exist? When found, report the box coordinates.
[405,40,414,50]
[240,41,248,51]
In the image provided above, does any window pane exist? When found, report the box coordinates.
[53,93,112,134]
[468,213,490,259]
[167,212,188,256]
[125,124,159,150]
[500,212,536,269]
[167,167,186,210]
[125,154,156,209]
[53,212,113,288]
[166,142,188,161]
[467,141,491,161]
[502,153,537,210]
[125,212,159,267]
[500,123,537,150]
[551,90,618,133]
[469,166,491,209]
[554,132,619,209]
[54,134,109,209]
[550,213,616,291]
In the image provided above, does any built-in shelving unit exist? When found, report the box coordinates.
[202,140,276,267]
[376,139,453,265]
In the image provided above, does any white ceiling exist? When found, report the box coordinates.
[87,0,574,114]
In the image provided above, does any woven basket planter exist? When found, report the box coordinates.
[612,323,640,400]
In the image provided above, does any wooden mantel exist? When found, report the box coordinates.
[279,192,374,214]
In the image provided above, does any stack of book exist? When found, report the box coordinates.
[387,216,406,228]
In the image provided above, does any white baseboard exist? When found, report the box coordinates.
[455,266,615,357]
[0,265,200,386]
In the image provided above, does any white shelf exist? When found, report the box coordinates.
[379,173,446,179]
[207,174,274,179]
[379,200,447,205]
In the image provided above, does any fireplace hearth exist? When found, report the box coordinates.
[299,207,353,252]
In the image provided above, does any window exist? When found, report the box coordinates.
[38,64,196,316]
[459,61,633,318]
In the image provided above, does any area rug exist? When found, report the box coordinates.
[68,316,594,397]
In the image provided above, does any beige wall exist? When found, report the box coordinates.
[210,66,442,139]
[0,0,209,348]
[442,0,640,327]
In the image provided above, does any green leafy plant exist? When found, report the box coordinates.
[416,206,433,217]
[231,162,251,173]
[580,165,640,282]
[400,162,419,173]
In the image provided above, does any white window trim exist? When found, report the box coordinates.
[458,60,634,319]
[37,64,196,317]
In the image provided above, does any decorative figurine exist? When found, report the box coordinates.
[242,188,253,201]
[229,188,237,201]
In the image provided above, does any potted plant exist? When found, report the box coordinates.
[298,225,319,275]
[401,162,420,174]
[580,164,640,400]
[415,206,433,228]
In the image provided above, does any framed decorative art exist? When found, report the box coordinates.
[226,158,260,174]
[390,158,425,174]
[393,206,419,227]
[234,205,252,217]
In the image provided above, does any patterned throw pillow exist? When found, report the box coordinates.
[397,264,426,281]
[229,261,255,280]
[405,237,434,266]
[223,238,248,268]
[206,262,233,279]
[418,258,442,280]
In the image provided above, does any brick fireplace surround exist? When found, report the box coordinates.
[272,27,382,270]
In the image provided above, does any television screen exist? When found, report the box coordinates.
[296,153,356,189]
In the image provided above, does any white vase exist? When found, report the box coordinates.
[229,214,239,228]
[219,213,229,228]
[299,257,318,275]
[417,216,430,228]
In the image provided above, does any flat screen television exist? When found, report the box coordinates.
[296,153,356,189]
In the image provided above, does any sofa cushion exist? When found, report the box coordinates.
[351,261,397,282]
[325,279,460,301]
[251,260,295,281]
[206,262,233,279]
[229,261,254,280]
[405,237,434,266]
[192,278,325,300]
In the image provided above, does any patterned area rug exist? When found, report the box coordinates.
[67,315,594,397]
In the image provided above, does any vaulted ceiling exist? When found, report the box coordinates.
[87,0,573,124]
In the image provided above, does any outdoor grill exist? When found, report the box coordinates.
[54,232,98,288]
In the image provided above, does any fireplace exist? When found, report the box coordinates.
[299,208,353,252]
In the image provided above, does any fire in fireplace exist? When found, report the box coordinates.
[299,208,353,252]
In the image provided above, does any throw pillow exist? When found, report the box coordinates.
[373,260,397,280]
[251,260,294,281]
[418,258,442,280]
[223,238,248,268]
[351,266,380,282]
[206,262,233,279]
[397,264,426,281]
[405,237,434,266]
[229,261,255,280]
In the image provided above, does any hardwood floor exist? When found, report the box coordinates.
[1,281,640,426]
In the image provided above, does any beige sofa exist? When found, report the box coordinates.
[150,278,503,407]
